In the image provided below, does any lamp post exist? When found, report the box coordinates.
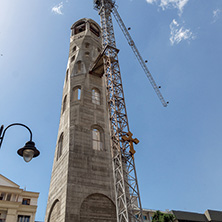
[0,123,40,162]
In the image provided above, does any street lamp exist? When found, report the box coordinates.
[0,123,40,162]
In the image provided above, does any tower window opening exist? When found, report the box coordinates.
[90,23,100,37]
[74,21,86,35]
[85,52,90,57]
[85,42,90,48]
[92,128,102,150]
[97,48,101,53]
[72,46,77,52]
[66,69,69,82]
[77,61,82,73]
[71,55,75,63]
[92,88,100,105]
[73,86,81,101]
[62,95,67,113]
[57,133,63,160]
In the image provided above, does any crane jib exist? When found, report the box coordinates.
[112,6,168,107]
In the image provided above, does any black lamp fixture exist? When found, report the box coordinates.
[0,123,40,162]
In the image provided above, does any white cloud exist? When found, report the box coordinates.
[169,19,195,45]
[146,0,189,15]
[146,0,156,3]
[212,9,221,23]
[51,2,64,15]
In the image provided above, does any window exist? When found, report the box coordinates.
[77,61,82,73]
[22,198,30,205]
[71,55,75,63]
[66,69,69,82]
[6,194,11,201]
[85,42,90,48]
[97,48,101,53]
[72,46,77,52]
[92,128,102,150]
[85,52,90,57]
[74,21,86,35]
[143,215,148,220]
[57,133,63,160]
[62,95,67,113]
[90,23,100,37]
[0,193,5,201]
[92,88,100,105]
[73,86,81,101]
[17,215,30,222]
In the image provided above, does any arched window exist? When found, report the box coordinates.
[77,61,82,73]
[62,95,67,113]
[92,128,102,150]
[92,88,100,105]
[57,133,63,160]
[74,21,86,35]
[73,86,81,101]
[47,199,60,222]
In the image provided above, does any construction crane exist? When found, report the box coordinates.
[92,0,168,221]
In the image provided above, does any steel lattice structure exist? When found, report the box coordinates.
[94,0,144,221]
[112,7,168,107]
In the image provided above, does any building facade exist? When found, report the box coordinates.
[0,174,39,222]
[137,208,222,222]
[173,209,222,222]
[45,18,116,222]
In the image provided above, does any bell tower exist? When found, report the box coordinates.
[45,18,117,222]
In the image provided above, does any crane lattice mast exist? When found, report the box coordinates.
[94,0,144,221]
[94,0,168,221]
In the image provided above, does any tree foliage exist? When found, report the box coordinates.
[152,210,175,222]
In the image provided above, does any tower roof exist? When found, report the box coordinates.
[71,18,101,31]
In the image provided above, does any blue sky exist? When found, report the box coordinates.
[0,0,222,221]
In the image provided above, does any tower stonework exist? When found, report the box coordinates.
[45,18,116,222]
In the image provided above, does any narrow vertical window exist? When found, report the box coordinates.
[57,133,63,160]
[92,88,100,105]
[6,194,11,201]
[66,69,69,82]
[72,46,77,52]
[77,61,82,73]
[71,55,75,63]
[92,128,102,150]
[73,86,81,101]
[62,95,67,113]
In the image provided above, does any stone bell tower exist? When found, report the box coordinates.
[45,18,117,222]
